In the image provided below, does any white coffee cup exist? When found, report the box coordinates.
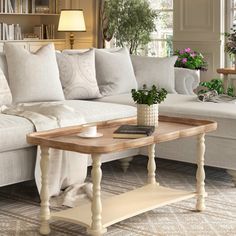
[83,126,97,136]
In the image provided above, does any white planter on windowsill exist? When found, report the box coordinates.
[137,104,159,127]
[174,67,200,95]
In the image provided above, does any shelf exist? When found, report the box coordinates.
[0,13,60,16]
[0,39,65,42]
[51,184,196,229]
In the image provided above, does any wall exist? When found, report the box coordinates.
[173,0,225,82]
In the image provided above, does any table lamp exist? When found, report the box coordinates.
[58,9,86,49]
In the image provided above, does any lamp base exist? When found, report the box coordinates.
[69,32,74,49]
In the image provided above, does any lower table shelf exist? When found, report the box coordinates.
[51,183,196,228]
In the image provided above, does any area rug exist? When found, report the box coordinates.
[0,156,236,236]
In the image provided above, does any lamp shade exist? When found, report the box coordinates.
[58,10,86,32]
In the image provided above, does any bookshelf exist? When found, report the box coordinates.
[0,0,66,51]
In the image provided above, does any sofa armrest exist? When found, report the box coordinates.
[174,68,200,95]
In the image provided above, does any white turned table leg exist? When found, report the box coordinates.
[147,144,157,185]
[39,146,51,235]
[196,134,206,212]
[87,154,107,236]
[119,156,133,172]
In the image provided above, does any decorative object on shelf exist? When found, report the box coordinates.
[131,84,167,127]
[174,48,208,71]
[225,25,236,70]
[101,0,158,54]
[58,9,86,49]
[198,78,235,97]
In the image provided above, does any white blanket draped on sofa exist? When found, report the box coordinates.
[2,102,93,207]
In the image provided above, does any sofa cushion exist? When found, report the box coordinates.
[131,55,177,93]
[0,67,12,105]
[95,47,137,96]
[56,49,101,100]
[0,114,35,152]
[4,43,65,104]
[0,100,136,152]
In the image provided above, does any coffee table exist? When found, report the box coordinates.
[27,116,217,236]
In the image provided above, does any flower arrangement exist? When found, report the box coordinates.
[174,48,207,71]
[131,84,167,106]
[225,25,236,56]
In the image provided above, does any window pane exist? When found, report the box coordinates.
[149,0,173,9]
[146,39,173,57]
[153,11,173,39]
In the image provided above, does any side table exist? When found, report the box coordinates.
[216,68,236,92]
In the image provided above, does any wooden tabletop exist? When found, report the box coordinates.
[27,116,217,154]
[217,68,236,75]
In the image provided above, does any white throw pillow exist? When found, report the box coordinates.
[4,43,65,104]
[57,49,101,99]
[131,55,177,93]
[95,47,137,96]
[0,67,12,105]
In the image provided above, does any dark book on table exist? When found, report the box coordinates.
[113,125,155,139]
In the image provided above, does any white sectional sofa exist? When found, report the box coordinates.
[1,44,236,188]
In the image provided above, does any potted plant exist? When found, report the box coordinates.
[102,0,158,54]
[131,84,167,127]
[174,48,208,93]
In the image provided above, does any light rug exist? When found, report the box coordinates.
[0,157,236,236]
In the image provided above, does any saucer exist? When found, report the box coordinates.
[78,132,103,138]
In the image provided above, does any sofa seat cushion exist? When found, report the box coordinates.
[94,93,134,106]
[0,100,136,152]
[63,100,136,123]
[0,114,35,152]
[94,93,236,140]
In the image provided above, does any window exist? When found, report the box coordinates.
[147,0,173,57]
[225,0,236,66]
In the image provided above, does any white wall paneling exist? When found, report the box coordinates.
[173,0,225,82]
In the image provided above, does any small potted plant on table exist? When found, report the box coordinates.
[131,85,167,127]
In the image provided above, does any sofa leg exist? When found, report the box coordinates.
[227,170,236,187]
[120,157,133,172]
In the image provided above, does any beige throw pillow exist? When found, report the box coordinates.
[0,67,12,105]
[95,47,137,96]
[57,49,101,99]
[4,43,65,104]
[131,55,177,93]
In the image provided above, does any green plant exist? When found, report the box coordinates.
[198,78,235,97]
[131,84,167,106]
[225,25,236,56]
[102,0,158,55]
[174,48,207,71]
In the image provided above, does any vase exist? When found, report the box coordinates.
[137,104,159,127]
[174,68,200,95]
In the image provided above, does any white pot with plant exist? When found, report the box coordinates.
[131,85,167,127]
[174,48,208,95]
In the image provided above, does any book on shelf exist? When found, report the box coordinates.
[113,125,155,139]
[0,22,22,40]
[0,0,57,14]
[33,24,55,39]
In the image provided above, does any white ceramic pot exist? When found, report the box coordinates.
[137,104,159,127]
[174,68,200,95]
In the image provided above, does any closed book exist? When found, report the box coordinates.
[113,125,155,139]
